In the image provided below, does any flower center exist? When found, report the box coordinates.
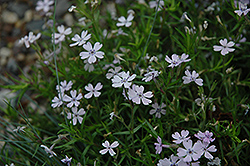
[90,49,96,55]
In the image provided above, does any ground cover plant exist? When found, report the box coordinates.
[1,0,250,165]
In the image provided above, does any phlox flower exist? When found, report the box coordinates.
[51,93,64,108]
[5,163,15,166]
[52,25,72,44]
[67,107,86,125]
[63,90,83,108]
[56,80,73,93]
[154,136,170,154]
[149,0,165,11]
[157,154,185,166]
[99,140,119,156]
[142,69,160,82]
[36,0,54,13]
[111,71,136,88]
[113,53,126,64]
[172,130,190,144]
[80,42,104,64]
[179,53,191,63]
[106,66,122,79]
[165,54,181,68]
[13,126,26,133]
[84,82,103,99]
[127,85,153,105]
[213,38,235,56]
[195,140,217,159]
[61,155,72,166]
[207,157,221,166]
[40,144,57,158]
[149,102,166,118]
[177,140,201,162]
[70,30,91,47]
[116,14,134,27]
[19,32,41,48]
[194,131,215,144]
[84,59,95,72]
[234,2,250,16]
[182,70,203,86]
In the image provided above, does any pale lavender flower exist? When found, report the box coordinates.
[51,93,64,108]
[84,82,103,99]
[99,140,119,156]
[67,107,85,125]
[113,53,126,64]
[5,163,15,166]
[234,2,250,16]
[61,155,72,166]
[127,85,153,105]
[36,0,54,13]
[165,54,181,68]
[40,144,57,158]
[207,157,221,166]
[70,30,91,47]
[84,60,95,72]
[179,53,191,63]
[111,71,136,88]
[149,102,166,118]
[116,14,134,27]
[195,140,217,159]
[172,130,190,144]
[213,38,235,56]
[194,131,215,144]
[157,154,185,166]
[13,126,26,133]
[154,136,170,154]
[177,140,201,162]
[182,70,203,86]
[142,70,160,82]
[19,32,41,48]
[106,66,122,79]
[56,80,73,93]
[80,42,104,64]
[149,0,165,11]
[52,25,72,44]
[63,90,83,108]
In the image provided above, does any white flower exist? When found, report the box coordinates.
[36,0,54,13]
[149,0,164,11]
[84,82,103,99]
[116,14,134,27]
[110,112,115,120]
[68,5,76,12]
[5,163,15,166]
[149,102,166,118]
[179,53,191,63]
[195,140,217,159]
[182,70,203,86]
[172,130,190,144]
[70,30,91,47]
[13,126,26,133]
[106,66,122,79]
[165,54,181,68]
[63,90,83,108]
[177,140,201,162]
[157,154,185,166]
[142,70,160,82]
[127,85,153,105]
[40,144,57,158]
[61,155,72,166]
[56,80,73,93]
[213,38,235,56]
[67,107,86,125]
[234,2,250,16]
[78,17,86,26]
[51,93,64,108]
[19,32,41,48]
[207,157,221,166]
[112,71,136,88]
[80,42,104,64]
[99,140,119,156]
[52,25,72,44]
[84,59,95,72]
[113,53,126,64]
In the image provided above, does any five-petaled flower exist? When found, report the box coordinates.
[194,130,215,144]
[80,42,104,64]
[63,90,83,108]
[154,136,170,154]
[234,2,250,16]
[182,70,203,86]
[127,85,153,105]
[195,140,217,159]
[70,30,91,47]
[84,82,103,99]
[172,130,190,144]
[40,144,57,158]
[56,80,73,93]
[36,0,54,13]
[116,14,134,27]
[51,93,64,108]
[99,140,119,156]
[52,25,72,44]
[213,38,235,56]
[19,32,41,48]
[177,140,201,162]
[157,154,185,166]
[149,0,165,11]
[106,66,122,79]
[61,155,72,166]
[67,107,86,125]
[149,102,166,118]
[112,71,136,88]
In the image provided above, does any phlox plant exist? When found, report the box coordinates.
[1,0,250,165]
